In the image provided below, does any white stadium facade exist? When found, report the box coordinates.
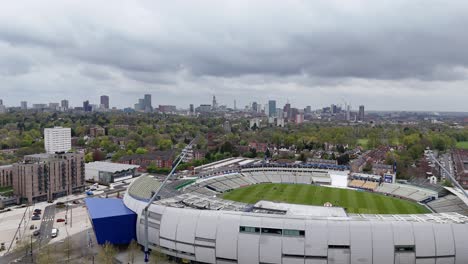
[117,162,468,264]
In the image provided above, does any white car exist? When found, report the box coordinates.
[51,228,59,238]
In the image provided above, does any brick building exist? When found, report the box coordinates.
[118,151,174,171]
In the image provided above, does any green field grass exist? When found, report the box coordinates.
[357,138,369,148]
[456,141,468,149]
[223,183,430,214]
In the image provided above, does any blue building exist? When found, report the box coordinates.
[85,198,137,245]
[268,100,276,117]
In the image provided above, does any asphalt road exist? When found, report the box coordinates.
[38,204,56,246]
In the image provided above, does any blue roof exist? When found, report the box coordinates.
[85,198,136,219]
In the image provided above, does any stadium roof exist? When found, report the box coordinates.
[254,200,348,217]
[85,161,139,173]
[85,198,136,219]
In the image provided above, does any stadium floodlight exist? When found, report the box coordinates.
[428,153,468,199]
[143,136,197,262]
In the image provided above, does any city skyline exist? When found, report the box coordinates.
[1,1,468,111]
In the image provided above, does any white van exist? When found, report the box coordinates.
[51,228,59,238]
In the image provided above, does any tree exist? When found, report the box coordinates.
[85,152,93,163]
[127,239,140,264]
[135,147,148,155]
[97,242,117,264]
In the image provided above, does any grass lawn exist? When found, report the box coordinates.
[456,141,468,149]
[357,138,369,149]
[223,183,430,214]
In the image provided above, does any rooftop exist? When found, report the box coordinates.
[85,198,136,219]
[85,161,139,173]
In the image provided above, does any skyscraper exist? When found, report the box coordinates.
[83,100,92,112]
[346,105,351,121]
[100,95,110,109]
[21,101,27,110]
[212,95,218,110]
[358,105,365,121]
[189,104,194,114]
[144,94,153,112]
[44,126,72,154]
[252,102,258,113]
[268,100,276,118]
[61,99,69,110]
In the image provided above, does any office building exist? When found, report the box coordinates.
[252,102,258,113]
[346,105,351,121]
[13,152,85,203]
[100,95,110,109]
[83,100,92,112]
[359,105,365,121]
[283,103,291,119]
[189,104,194,114]
[158,105,177,113]
[212,95,218,110]
[49,103,60,111]
[144,94,152,112]
[268,100,276,118]
[20,101,27,110]
[61,99,69,110]
[44,127,72,154]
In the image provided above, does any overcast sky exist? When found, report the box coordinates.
[1,1,468,111]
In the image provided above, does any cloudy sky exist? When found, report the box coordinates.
[1,0,468,111]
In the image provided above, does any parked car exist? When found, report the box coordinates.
[29,225,35,230]
[34,209,42,214]
[51,228,58,238]
[86,191,93,196]
[72,200,81,204]
[31,215,40,221]
[33,230,40,237]
[56,218,65,223]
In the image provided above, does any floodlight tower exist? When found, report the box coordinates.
[143,137,197,262]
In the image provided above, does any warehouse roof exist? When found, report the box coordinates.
[85,161,139,173]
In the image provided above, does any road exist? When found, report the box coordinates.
[38,205,56,246]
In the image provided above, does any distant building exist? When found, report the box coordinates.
[189,104,194,114]
[305,106,311,113]
[223,121,231,133]
[61,99,69,110]
[358,105,365,121]
[44,126,72,154]
[250,118,262,129]
[32,104,48,110]
[295,113,304,124]
[212,95,218,110]
[89,126,105,137]
[196,104,212,113]
[100,95,110,109]
[118,151,174,171]
[283,103,291,119]
[346,105,351,121]
[158,105,177,113]
[20,101,27,110]
[135,94,153,112]
[0,100,6,114]
[83,100,92,112]
[268,100,276,118]
[252,102,258,113]
[49,103,60,111]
